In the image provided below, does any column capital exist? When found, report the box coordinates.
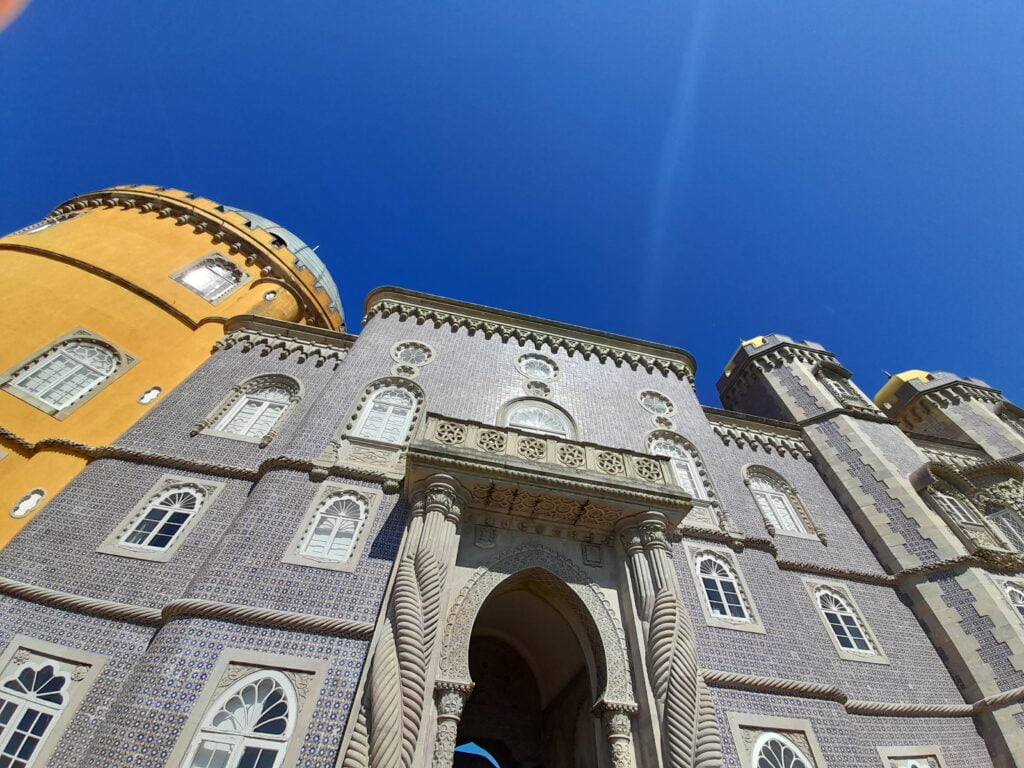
[419,474,465,523]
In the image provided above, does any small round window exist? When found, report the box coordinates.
[391,341,434,367]
[638,390,675,415]
[517,354,557,381]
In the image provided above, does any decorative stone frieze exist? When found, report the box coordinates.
[364,289,695,380]
[705,410,812,459]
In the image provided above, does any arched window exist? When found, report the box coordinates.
[7,339,119,411]
[930,489,979,525]
[649,434,705,498]
[816,367,869,409]
[985,505,1024,552]
[751,732,813,768]
[747,470,807,535]
[0,662,68,767]
[121,485,205,550]
[353,386,417,443]
[176,256,244,301]
[1006,584,1024,620]
[215,377,298,441]
[185,671,295,768]
[504,400,572,438]
[300,492,368,562]
[816,587,873,654]
[696,553,747,620]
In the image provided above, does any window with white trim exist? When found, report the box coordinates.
[751,732,814,768]
[748,470,807,535]
[299,492,368,562]
[184,670,295,768]
[930,490,979,525]
[176,257,244,302]
[6,339,119,411]
[121,485,205,550]
[817,367,869,409]
[215,381,294,440]
[0,661,68,768]
[505,400,572,438]
[985,505,1024,552]
[353,387,417,444]
[516,354,558,381]
[1006,583,1024,621]
[815,586,875,655]
[649,435,705,498]
[696,553,747,620]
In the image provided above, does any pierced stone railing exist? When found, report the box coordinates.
[419,413,675,487]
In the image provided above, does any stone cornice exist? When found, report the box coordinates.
[364,287,696,380]
[704,409,812,459]
[215,315,355,368]
[702,668,1024,718]
[0,576,375,638]
[46,186,342,329]
[0,428,402,493]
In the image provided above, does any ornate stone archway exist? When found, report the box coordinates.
[433,544,638,767]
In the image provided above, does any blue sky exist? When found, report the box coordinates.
[2,2,1021,405]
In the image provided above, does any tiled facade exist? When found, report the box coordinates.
[1,295,1022,768]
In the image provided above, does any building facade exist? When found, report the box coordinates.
[0,190,1022,768]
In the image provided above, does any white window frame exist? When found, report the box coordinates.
[515,353,559,381]
[877,745,950,768]
[751,731,816,768]
[503,399,574,438]
[97,475,224,562]
[283,483,384,573]
[352,386,418,444]
[200,375,301,447]
[686,545,764,633]
[649,435,706,499]
[746,468,821,540]
[173,254,248,303]
[119,485,206,552]
[1004,581,1024,623]
[931,490,978,525]
[804,580,888,664]
[168,651,326,768]
[985,505,1024,552]
[726,713,828,768]
[0,329,136,419]
[298,492,368,563]
[0,636,106,768]
[183,670,296,768]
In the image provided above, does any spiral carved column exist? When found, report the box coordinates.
[339,475,465,768]
[619,512,723,768]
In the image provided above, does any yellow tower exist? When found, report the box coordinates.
[0,185,344,545]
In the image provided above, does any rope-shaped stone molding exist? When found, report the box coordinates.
[0,577,376,638]
[0,576,161,625]
[340,706,371,768]
[702,669,1024,718]
[161,599,375,637]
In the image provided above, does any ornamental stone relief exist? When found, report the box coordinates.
[439,544,635,705]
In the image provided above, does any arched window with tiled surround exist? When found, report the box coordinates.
[344,378,425,446]
[183,670,296,768]
[196,375,302,448]
[501,398,575,439]
[744,466,823,542]
[0,661,69,766]
[648,432,709,499]
[750,732,814,768]
[806,581,887,663]
[1,331,134,417]
[298,491,369,563]
[814,362,872,411]
[686,545,764,633]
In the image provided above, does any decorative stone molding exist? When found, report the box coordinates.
[364,288,695,381]
[431,681,473,768]
[0,575,376,637]
[214,324,351,369]
[0,426,403,494]
[706,412,811,459]
[439,543,635,704]
[705,668,1024,717]
[342,475,466,768]
[618,512,722,768]
[593,700,640,768]
[50,188,341,327]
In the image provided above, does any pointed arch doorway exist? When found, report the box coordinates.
[454,568,602,768]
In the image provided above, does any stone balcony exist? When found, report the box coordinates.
[406,413,696,544]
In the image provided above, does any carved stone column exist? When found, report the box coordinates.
[595,701,639,768]
[431,681,473,768]
[619,512,723,768]
[620,522,656,624]
[339,474,466,768]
